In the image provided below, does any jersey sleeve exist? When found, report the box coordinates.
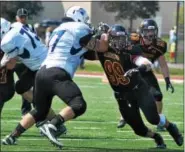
[75,24,94,48]
[1,31,19,59]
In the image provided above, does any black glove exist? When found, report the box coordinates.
[165,77,174,93]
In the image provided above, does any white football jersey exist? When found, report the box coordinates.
[42,21,93,78]
[1,22,47,71]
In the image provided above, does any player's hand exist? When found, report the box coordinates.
[165,77,174,93]
[6,58,17,70]
[97,33,109,52]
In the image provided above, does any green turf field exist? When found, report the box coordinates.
[1,77,184,152]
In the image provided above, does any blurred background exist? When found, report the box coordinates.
[1,1,184,68]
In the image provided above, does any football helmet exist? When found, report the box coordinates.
[140,19,158,41]
[109,24,128,50]
[98,22,110,33]
[65,6,90,24]
[0,18,11,40]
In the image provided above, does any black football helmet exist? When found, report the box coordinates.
[109,24,128,50]
[98,22,110,33]
[140,19,158,41]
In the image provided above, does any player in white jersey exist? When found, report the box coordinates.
[2,6,108,148]
[14,8,37,115]
[0,20,47,103]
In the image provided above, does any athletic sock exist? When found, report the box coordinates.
[50,114,65,128]
[11,123,26,138]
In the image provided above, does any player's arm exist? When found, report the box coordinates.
[83,51,98,60]
[0,36,18,68]
[78,26,108,53]
[158,55,174,93]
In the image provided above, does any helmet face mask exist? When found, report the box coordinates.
[110,35,127,50]
[140,19,158,44]
[142,28,158,42]
[109,25,128,51]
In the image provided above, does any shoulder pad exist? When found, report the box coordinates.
[156,38,166,48]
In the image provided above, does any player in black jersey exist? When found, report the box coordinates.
[0,50,15,114]
[119,19,174,131]
[85,24,182,148]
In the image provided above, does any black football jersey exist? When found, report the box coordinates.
[0,49,14,84]
[130,33,167,63]
[97,45,142,92]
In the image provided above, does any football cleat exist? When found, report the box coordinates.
[167,123,183,146]
[117,119,127,128]
[153,133,166,149]
[1,135,17,145]
[39,123,63,149]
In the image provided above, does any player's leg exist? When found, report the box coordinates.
[115,92,166,148]
[142,71,165,131]
[39,68,86,143]
[15,67,36,103]
[2,66,61,147]
[0,70,15,114]
[137,79,183,146]
[14,63,32,115]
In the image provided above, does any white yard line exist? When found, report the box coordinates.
[1,120,184,125]
[0,138,175,141]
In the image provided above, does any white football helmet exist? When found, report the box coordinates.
[65,6,90,24]
[1,18,11,40]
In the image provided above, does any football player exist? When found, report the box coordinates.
[86,24,183,148]
[0,18,15,114]
[2,6,108,148]
[118,19,174,131]
[0,18,56,118]
[14,8,37,115]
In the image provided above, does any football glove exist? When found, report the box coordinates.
[165,77,174,93]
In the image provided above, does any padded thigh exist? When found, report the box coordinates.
[15,69,36,94]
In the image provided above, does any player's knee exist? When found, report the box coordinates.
[30,109,48,122]
[147,115,160,125]
[154,93,163,102]
[69,96,87,118]
[15,80,32,94]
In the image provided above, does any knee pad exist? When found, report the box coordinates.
[154,92,163,102]
[30,109,48,123]
[15,80,32,94]
[68,96,87,118]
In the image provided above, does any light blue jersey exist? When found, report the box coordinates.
[42,21,93,78]
[1,22,47,71]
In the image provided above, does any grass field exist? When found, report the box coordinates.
[1,77,184,152]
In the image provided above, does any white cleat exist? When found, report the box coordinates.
[39,124,63,149]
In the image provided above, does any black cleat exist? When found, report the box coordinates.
[153,133,166,149]
[1,135,17,145]
[117,119,127,128]
[167,123,183,146]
